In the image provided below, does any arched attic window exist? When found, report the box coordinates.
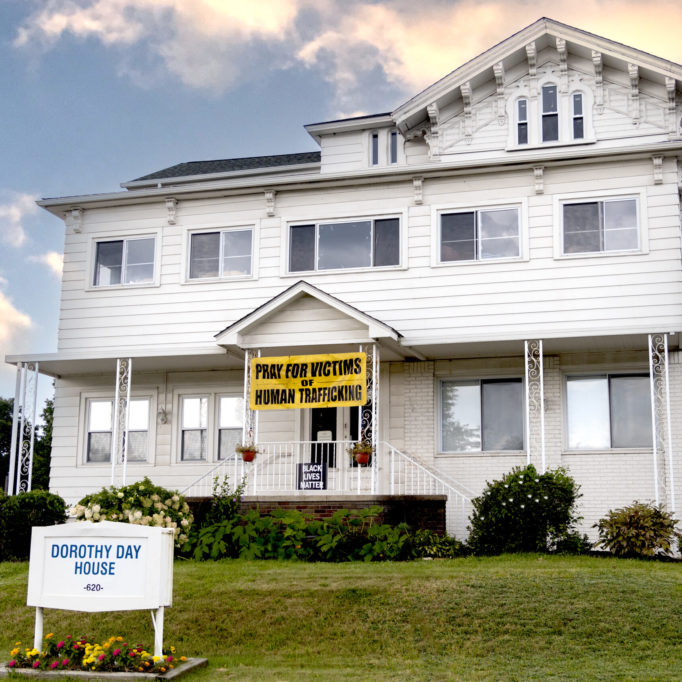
[517,98,529,145]
[541,84,559,142]
[572,92,584,139]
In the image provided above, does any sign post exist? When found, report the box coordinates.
[27,521,174,657]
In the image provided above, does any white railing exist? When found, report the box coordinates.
[181,440,472,539]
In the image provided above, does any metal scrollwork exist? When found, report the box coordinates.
[9,362,39,495]
[524,340,545,472]
[243,349,256,444]
[111,358,132,485]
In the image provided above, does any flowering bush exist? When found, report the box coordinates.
[7,634,186,673]
[71,477,193,548]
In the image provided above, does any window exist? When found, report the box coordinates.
[218,396,243,460]
[542,84,558,142]
[440,207,520,262]
[189,228,252,279]
[517,99,528,145]
[566,375,652,449]
[389,130,398,164]
[86,398,150,462]
[181,396,208,461]
[572,93,584,139]
[441,379,524,452]
[370,132,379,165]
[94,237,155,286]
[289,218,399,272]
[563,198,638,254]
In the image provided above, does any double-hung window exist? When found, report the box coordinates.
[218,396,243,460]
[517,99,528,145]
[188,228,252,279]
[181,396,208,461]
[441,379,524,452]
[541,84,559,142]
[94,237,155,286]
[572,93,584,139]
[566,375,652,449]
[440,207,520,262]
[289,218,399,272]
[562,198,638,254]
[86,398,150,462]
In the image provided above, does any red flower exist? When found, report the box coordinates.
[113,648,121,656]
[8,661,16,668]
[32,660,40,668]
[57,641,65,649]
[50,661,59,669]
[62,659,70,666]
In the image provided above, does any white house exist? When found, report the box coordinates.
[6,18,682,539]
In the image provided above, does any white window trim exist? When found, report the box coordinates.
[552,188,648,260]
[431,199,528,267]
[182,220,258,284]
[282,208,408,277]
[78,391,157,467]
[562,372,653,453]
[216,393,245,461]
[86,230,162,291]
[176,393,211,463]
[436,376,527,456]
[364,128,405,167]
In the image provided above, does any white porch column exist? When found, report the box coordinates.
[111,358,132,486]
[524,340,546,473]
[8,361,39,495]
[360,343,379,494]
[242,349,258,444]
[648,333,675,512]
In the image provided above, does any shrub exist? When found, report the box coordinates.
[594,501,680,557]
[72,477,193,548]
[467,464,582,555]
[411,529,469,559]
[0,489,67,560]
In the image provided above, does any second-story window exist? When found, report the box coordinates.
[370,132,379,165]
[562,198,638,254]
[541,84,559,142]
[188,228,252,279]
[572,93,584,139]
[93,237,155,286]
[289,218,399,272]
[389,130,398,163]
[517,99,528,145]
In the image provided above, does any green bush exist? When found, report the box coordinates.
[0,489,67,560]
[72,477,193,548]
[594,501,680,557]
[411,529,469,558]
[467,464,582,555]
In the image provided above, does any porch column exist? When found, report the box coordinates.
[648,333,675,512]
[524,340,546,473]
[111,358,132,486]
[242,349,258,444]
[360,343,379,494]
[8,361,39,495]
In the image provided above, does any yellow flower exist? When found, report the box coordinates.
[11,648,19,657]
[116,636,123,642]
[45,633,54,639]
[180,656,187,661]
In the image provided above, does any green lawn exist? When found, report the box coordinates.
[1,556,681,681]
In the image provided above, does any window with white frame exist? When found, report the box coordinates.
[218,396,243,460]
[439,207,520,262]
[562,198,638,254]
[86,398,150,462]
[93,237,155,286]
[370,132,379,165]
[180,396,208,461]
[541,84,559,142]
[289,218,399,272]
[572,93,584,140]
[389,130,398,164]
[566,375,652,449]
[441,379,524,452]
[517,99,528,145]
[188,228,252,279]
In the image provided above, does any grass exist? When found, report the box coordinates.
[1,555,681,681]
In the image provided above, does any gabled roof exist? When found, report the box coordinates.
[393,17,682,133]
[215,280,402,347]
[124,151,321,187]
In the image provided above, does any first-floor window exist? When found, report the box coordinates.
[289,217,399,272]
[94,237,155,286]
[440,207,520,262]
[562,198,638,254]
[86,398,149,462]
[181,396,208,461]
[189,228,252,279]
[441,379,524,452]
[566,375,652,449]
[218,396,243,460]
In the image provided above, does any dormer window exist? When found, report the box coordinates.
[572,93,584,139]
[517,99,528,145]
[541,84,559,142]
[389,130,398,164]
[370,132,379,165]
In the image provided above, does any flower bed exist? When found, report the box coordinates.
[7,634,185,674]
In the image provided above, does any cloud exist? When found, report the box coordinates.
[13,1,682,111]
[28,252,64,278]
[0,291,32,348]
[0,193,39,248]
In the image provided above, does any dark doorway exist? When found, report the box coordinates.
[311,407,336,467]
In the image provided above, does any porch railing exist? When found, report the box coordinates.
[181,440,472,539]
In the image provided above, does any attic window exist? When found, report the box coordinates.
[572,93,584,139]
[389,130,398,163]
[542,85,559,142]
[370,132,379,165]
[517,99,528,145]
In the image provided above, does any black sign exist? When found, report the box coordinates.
[297,462,328,490]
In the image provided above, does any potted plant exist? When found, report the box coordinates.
[235,443,258,462]
[348,440,373,466]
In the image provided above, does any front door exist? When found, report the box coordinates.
[309,406,361,468]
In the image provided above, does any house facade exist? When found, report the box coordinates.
[6,18,682,539]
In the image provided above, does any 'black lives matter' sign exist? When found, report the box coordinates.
[297,463,327,490]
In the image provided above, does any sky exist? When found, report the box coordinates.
[2,0,682,410]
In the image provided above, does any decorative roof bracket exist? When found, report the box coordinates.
[526,42,537,97]
[556,38,568,93]
[666,77,678,138]
[493,62,506,124]
[69,207,83,233]
[592,51,604,113]
[652,155,663,184]
[412,176,423,205]
[460,82,473,143]
[533,166,544,195]
[264,190,276,217]
[165,197,177,225]
[628,64,640,124]
[426,103,440,158]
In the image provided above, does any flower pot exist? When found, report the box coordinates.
[354,451,370,466]
[241,450,256,462]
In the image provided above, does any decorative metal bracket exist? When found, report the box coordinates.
[360,343,379,494]
[524,340,545,473]
[242,349,258,444]
[8,362,39,495]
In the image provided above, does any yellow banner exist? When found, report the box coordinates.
[250,352,367,410]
